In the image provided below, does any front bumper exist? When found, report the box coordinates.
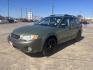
[8,36,43,53]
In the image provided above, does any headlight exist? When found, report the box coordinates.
[20,35,39,41]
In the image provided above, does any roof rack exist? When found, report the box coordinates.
[50,14,76,18]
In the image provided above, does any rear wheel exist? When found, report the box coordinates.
[43,37,57,56]
[75,30,82,41]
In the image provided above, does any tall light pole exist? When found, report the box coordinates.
[26,8,27,19]
[51,0,54,15]
[8,0,10,18]
[21,8,23,18]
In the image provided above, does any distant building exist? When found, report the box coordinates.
[27,11,33,21]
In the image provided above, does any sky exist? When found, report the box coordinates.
[0,0,93,18]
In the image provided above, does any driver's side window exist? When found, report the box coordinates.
[60,18,69,28]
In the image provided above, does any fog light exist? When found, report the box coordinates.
[27,47,32,52]
[9,41,13,46]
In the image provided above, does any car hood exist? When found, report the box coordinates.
[13,24,56,36]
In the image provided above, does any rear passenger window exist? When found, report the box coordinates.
[70,18,76,26]
[75,18,80,24]
[60,18,69,28]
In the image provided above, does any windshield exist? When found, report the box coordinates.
[36,17,62,27]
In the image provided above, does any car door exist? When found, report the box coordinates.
[57,17,71,43]
[69,17,79,39]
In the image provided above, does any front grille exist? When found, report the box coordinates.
[11,33,20,39]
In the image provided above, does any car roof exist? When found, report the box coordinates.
[49,14,76,18]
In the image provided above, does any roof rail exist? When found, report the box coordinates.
[50,14,76,18]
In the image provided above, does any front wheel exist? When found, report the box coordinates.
[42,38,57,56]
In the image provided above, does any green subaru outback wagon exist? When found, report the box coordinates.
[8,14,82,55]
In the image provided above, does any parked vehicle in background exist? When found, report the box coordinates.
[80,21,89,25]
[7,18,15,23]
[0,19,9,24]
[14,19,18,23]
[0,20,1,23]
[8,14,82,56]
[21,18,28,22]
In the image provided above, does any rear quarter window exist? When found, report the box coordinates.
[69,17,80,27]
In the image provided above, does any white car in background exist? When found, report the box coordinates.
[0,19,9,24]
[0,20,2,23]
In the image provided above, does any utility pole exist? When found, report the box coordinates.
[51,0,54,15]
[8,0,10,18]
[26,8,27,19]
[91,10,93,18]
[30,9,33,19]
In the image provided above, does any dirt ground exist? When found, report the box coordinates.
[0,23,93,70]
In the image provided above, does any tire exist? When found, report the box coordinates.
[75,30,82,41]
[42,37,57,56]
